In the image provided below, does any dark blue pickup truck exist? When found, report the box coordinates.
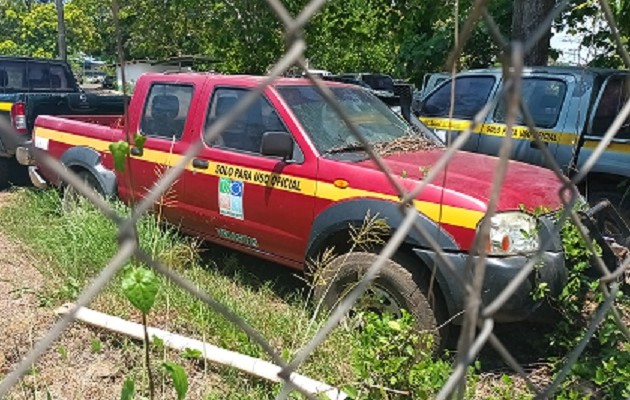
[0,56,127,187]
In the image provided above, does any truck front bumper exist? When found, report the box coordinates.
[413,248,567,324]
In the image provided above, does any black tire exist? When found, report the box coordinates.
[0,158,9,190]
[61,170,104,212]
[312,251,448,350]
[588,189,630,235]
[8,159,31,187]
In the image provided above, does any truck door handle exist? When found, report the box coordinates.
[130,147,143,156]
[192,159,209,169]
[530,140,547,149]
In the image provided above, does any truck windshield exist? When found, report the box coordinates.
[421,76,496,119]
[277,85,440,154]
[0,60,77,92]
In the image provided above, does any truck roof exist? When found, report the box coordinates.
[140,72,356,88]
[0,55,70,64]
[457,65,630,78]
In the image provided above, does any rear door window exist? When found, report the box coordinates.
[140,83,194,140]
[204,87,286,154]
[590,75,630,139]
[421,76,496,119]
[494,78,567,128]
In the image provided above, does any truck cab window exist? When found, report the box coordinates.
[494,78,567,129]
[421,76,495,119]
[140,83,194,141]
[591,76,630,139]
[205,88,286,154]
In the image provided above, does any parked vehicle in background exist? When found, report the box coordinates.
[323,73,414,121]
[83,71,107,85]
[303,69,333,78]
[414,66,630,220]
[412,72,451,113]
[102,75,116,89]
[22,72,577,347]
[338,72,396,98]
[0,56,128,187]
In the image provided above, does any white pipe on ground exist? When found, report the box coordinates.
[56,303,347,400]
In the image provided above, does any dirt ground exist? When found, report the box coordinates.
[0,192,226,400]
[0,191,130,399]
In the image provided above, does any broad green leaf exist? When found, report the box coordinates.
[120,377,135,400]
[163,361,189,400]
[133,133,147,151]
[121,267,159,314]
[387,320,401,331]
[341,385,358,399]
[109,140,130,172]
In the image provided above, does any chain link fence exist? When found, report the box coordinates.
[1,0,630,398]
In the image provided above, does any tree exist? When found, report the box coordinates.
[0,0,99,59]
[396,0,513,84]
[511,0,556,65]
[304,0,397,73]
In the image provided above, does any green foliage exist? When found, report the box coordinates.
[91,338,103,353]
[162,361,189,400]
[151,335,165,353]
[0,0,100,59]
[547,211,630,398]
[120,377,135,400]
[133,134,146,152]
[345,310,465,399]
[181,348,203,360]
[109,140,131,172]
[57,345,68,361]
[0,189,359,398]
[558,0,630,68]
[121,266,160,315]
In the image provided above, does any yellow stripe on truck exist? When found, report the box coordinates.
[33,126,486,230]
[0,102,13,112]
[419,116,630,154]
[419,116,577,145]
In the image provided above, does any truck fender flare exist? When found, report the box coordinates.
[306,198,460,258]
[60,146,117,197]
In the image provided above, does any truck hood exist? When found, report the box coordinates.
[355,149,564,211]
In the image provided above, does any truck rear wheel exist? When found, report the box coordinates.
[0,158,9,189]
[312,251,447,351]
[589,189,630,235]
[62,170,104,212]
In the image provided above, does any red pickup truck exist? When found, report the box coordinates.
[19,73,570,345]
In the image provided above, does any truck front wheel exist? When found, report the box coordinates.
[312,251,447,350]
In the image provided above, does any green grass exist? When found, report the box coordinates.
[7,187,612,400]
[0,188,358,399]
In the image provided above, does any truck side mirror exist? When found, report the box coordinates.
[261,131,294,159]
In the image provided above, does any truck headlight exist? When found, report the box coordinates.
[479,212,539,255]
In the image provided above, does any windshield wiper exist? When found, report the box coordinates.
[326,142,368,154]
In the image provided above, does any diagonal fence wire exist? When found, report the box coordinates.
[0,0,629,398]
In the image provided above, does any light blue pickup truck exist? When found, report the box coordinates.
[413,66,630,219]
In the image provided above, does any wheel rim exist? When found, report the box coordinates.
[349,282,405,319]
